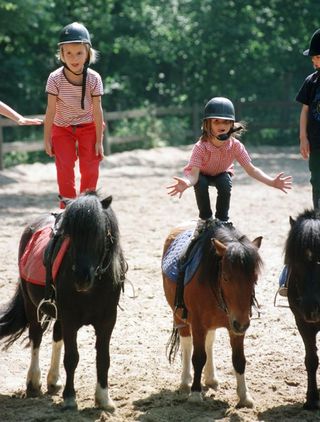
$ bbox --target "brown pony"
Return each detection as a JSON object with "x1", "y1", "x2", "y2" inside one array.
[{"x1": 162, "y1": 223, "x2": 262, "y2": 407}]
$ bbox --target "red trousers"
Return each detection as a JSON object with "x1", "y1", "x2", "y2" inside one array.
[{"x1": 52, "y1": 123, "x2": 101, "y2": 207}]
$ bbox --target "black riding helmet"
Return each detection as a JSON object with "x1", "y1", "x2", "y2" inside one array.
[
  {"x1": 58, "y1": 22, "x2": 92, "y2": 109},
  {"x1": 303, "y1": 28, "x2": 320, "y2": 56},
  {"x1": 203, "y1": 97, "x2": 240, "y2": 141},
  {"x1": 203, "y1": 97, "x2": 235, "y2": 121},
  {"x1": 59, "y1": 22, "x2": 92, "y2": 46}
]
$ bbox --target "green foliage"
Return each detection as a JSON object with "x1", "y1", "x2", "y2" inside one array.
[{"x1": 1, "y1": 0, "x2": 320, "y2": 165}]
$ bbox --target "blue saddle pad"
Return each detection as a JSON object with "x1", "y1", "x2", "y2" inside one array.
[{"x1": 162, "y1": 229, "x2": 205, "y2": 286}]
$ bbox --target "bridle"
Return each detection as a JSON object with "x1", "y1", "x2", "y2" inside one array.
[{"x1": 213, "y1": 259, "x2": 259, "y2": 318}]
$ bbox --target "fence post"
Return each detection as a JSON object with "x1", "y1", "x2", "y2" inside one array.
[
  {"x1": 0, "y1": 125, "x2": 3, "y2": 170},
  {"x1": 103, "y1": 110, "x2": 111, "y2": 156}
]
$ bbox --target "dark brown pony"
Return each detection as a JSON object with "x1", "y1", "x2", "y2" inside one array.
[
  {"x1": 0, "y1": 192, "x2": 127, "y2": 411},
  {"x1": 285, "y1": 209, "x2": 320, "y2": 410},
  {"x1": 162, "y1": 223, "x2": 262, "y2": 407}
]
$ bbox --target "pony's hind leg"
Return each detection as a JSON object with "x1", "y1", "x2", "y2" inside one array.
[
  {"x1": 47, "y1": 321, "x2": 63, "y2": 394},
  {"x1": 26, "y1": 320, "x2": 43, "y2": 397},
  {"x1": 180, "y1": 328, "x2": 192, "y2": 393},
  {"x1": 229, "y1": 333, "x2": 254, "y2": 408},
  {"x1": 203, "y1": 329, "x2": 219, "y2": 390}
]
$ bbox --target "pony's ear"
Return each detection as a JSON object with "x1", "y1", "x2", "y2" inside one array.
[
  {"x1": 101, "y1": 195, "x2": 112, "y2": 209},
  {"x1": 252, "y1": 236, "x2": 263, "y2": 249},
  {"x1": 289, "y1": 216, "x2": 295, "y2": 227},
  {"x1": 212, "y1": 238, "x2": 227, "y2": 256}
]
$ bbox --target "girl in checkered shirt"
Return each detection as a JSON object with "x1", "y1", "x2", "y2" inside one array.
[
  {"x1": 44, "y1": 22, "x2": 104, "y2": 208},
  {"x1": 167, "y1": 97, "x2": 292, "y2": 237}
]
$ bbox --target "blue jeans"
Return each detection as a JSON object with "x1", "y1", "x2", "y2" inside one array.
[
  {"x1": 279, "y1": 266, "x2": 288, "y2": 287},
  {"x1": 194, "y1": 172, "x2": 232, "y2": 221}
]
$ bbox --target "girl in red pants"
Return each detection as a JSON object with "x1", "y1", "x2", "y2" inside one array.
[{"x1": 44, "y1": 22, "x2": 104, "y2": 208}]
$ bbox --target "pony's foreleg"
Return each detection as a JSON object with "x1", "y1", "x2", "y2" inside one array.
[
  {"x1": 47, "y1": 321, "x2": 63, "y2": 394},
  {"x1": 179, "y1": 326, "x2": 192, "y2": 393},
  {"x1": 296, "y1": 320, "x2": 320, "y2": 410},
  {"x1": 94, "y1": 319, "x2": 116, "y2": 411},
  {"x1": 189, "y1": 327, "x2": 207, "y2": 402},
  {"x1": 62, "y1": 328, "x2": 79, "y2": 410},
  {"x1": 203, "y1": 329, "x2": 219, "y2": 390},
  {"x1": 229, "y1": 333, "x2": 254, "y2": 408}
]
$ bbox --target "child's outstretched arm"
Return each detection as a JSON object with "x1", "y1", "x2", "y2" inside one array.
[
  {"x1": 166, "y1": 167, "x2": 200, "y2": 198},
  {"x1": 0, "y1": 101, "x2": 42, "y2": 125},
  {"x1": 243, "y1": 162, "x2": 292, "y2": 193}
]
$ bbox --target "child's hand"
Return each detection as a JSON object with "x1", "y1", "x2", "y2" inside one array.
[
  {"x1": 273, "y1": 172, "x2": 292, "y2": 193},
  {"x1": 95, "y1": 142, "x2": 104, "y2": 158},
  {"x1": 18, "y1": 117, "x2": 43, "y2": 126},
  {"x1": 44, "y1": 140, "x2": 54, "y2": 157},
  {"x1": 166, "y1": 177, "x2": 191, "y2": 198}
]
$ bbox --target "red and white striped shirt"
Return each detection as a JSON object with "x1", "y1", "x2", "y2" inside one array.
[
  {"x1": 184, "y1": 137, "x2": 251, "y2": 177},
  {"x1": 45, "y1": 67, "x2": 104, "y2": 126}
]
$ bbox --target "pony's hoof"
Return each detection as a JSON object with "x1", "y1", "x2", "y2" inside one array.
[
  {"x1": 95, "y1": 386, "x2": 116, "y2": 411},
  {"x1": 179, "y1": 384, "x2": 191, "y2": 394},
  {"x1": 62, "y1": 397, "x2": 78, "y2": 411},
  {"x1": 95, "y1": 397, "x2": 116, "y2": 412},
  {"x1": 188, "y1": 391, "x2": 203, "y2": 403},
  {"x1": 47, "y1": 379, "x2": 63, "y2": 395},
  {"x1": 303, "y1": 400, "x2": 320, "y2": 410},
  {"x1": 236, "y1": 395, "x2": 254, "y2": 409},
  {"x1": 204, "y1": 378, "x2": 219, "y2": 391},
  {"x1": 26, "y1": 382, "x2": 42, "y2": 398}
]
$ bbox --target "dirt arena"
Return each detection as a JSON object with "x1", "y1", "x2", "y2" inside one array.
[{"x1": 0, "y1": 145, "x2": 319, "y2": 422}]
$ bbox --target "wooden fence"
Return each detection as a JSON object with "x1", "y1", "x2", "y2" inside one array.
[{"x1": 0, "y1": 101, "x2": 299, "y2": 170}]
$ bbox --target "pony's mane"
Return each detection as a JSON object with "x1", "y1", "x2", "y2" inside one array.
[
  {"x1": 285, "y1": 209, "x2": 320, "y2": 266},
  {"x1": 199, "y1": 224, "x2": 262, "y2": 284},
  {"x1": 60, "y1": 192, "x2": 127, "y2": 285}
]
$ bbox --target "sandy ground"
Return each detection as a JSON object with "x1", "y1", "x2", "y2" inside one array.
[{"x1": 0, "y1": 144, "x2": 319, "y2": 422}]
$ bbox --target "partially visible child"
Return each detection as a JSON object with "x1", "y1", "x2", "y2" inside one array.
[
  {"x1": 0, "y1": 101, "x2": 42, "y2": 125},
  {"x1": 296, "y1": 28, "x2": 320, "y2": 210},
  {"x1": 278, "y1": 28, "x2": 320, "y2": 296},
  {"x1": 44, "y1": 22, "x2": 104, "y2": 208},
  {"x1": 167, "y1": 97, "x2": 292, "y2": 238}
]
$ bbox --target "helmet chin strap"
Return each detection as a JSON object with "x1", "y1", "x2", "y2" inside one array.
[{"x1": 216, "y1": 126, "x2": 242, "y2": 141}]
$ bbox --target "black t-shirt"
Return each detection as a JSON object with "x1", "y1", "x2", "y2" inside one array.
[{"x1": 296, "y1": 70, "x2": 320, "y2": 150}]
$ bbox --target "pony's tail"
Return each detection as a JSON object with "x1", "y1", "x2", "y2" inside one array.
[
  {"x1": 166, "y1": 326, "x2": 180, "y2": 364},
  {"x1": 0, "y1": 283, "x2": 28, "y2": 350}
]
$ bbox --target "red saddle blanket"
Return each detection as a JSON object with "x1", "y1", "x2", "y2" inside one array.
[{"x1": 19, "y1": 224, "x2": 70, "y2": 286}]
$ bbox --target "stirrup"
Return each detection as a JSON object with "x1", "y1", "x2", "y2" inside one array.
[
  {"x1": 274, "y1": 287, "x2": 290, "y2": 308},
  {"x1": 37, "y1": 298, "x2": 58, "y2": 330}
]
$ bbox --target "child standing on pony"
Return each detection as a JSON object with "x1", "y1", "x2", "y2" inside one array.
[
  {"x1": 44, "y1": 22, "x2": 104, "y2": 208},
  {"x1": 167, "y1": 97, "x2": 292, "y2": 238}
]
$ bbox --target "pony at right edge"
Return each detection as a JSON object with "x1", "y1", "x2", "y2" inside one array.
[{"x1": 285, "y1": 209, "x2": 320, "y2": 410}]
